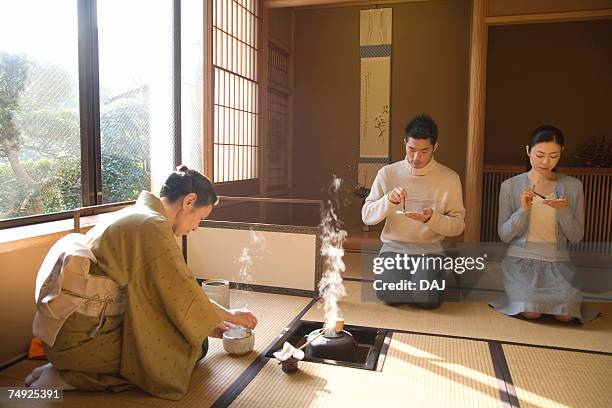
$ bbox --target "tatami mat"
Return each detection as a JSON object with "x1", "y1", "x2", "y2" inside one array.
[
  {"x1": 303, "y1": 280, "x2": 612, "y2": 353},
  {"x1": 3, "y1": 283, "x2": 610, "y2": 407},
  {"x1": 0, "y1": 365, "x2": 154, "y2": 408},
  {"x1": 0, "y1": 290, "x2": 311, "y2": 408},
  {"x1": 341, "y1": 251, "x2": 375, "y2": 279},
  {"x1": 230, "y1": 333, "x2": 502, "y2": 408},
  {"x1": 0, "y1": 359, "x2": 44, "y2": 383},
  {"x1": 503, "y1": 345, "x2": 612, "y2": 408}
]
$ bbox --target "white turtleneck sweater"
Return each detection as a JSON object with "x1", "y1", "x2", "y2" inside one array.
[{"x1": 362, "y1": 158, "x2": 465, "y2": 254}]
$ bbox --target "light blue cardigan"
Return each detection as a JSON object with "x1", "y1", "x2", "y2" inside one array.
[{"x1": 498, "y1": 172, "x2": 585, "y2": 258}]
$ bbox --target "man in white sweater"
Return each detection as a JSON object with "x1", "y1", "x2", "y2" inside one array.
[{"x1": 362, "y1": 114, "x2": 465, "y2": 308}]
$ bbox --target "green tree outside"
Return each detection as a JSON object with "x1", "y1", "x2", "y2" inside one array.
[{"x1": 0, "y1": 52, "x2": 151, "y2": 221}]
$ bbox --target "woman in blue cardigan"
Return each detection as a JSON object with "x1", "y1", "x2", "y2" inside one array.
[{"x1": 491, "y1": 125, "x2": 598, "y2": 323}]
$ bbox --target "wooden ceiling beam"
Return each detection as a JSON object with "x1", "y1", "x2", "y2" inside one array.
[
  {"x1": 265, "y1": 0, "x2": 431, "y2": 10},
  {"x1": 486, "y1": 8, "x2": 612, "y2": 26}
]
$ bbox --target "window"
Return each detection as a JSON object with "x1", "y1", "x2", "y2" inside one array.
[
  {"x1": 0, "y1": 0, "x2": 204, "y2": 227},
  {"x1": 212, "y1": 0, "x2": 259, "y2": 183},
  {"x1": 97, "y1": 0, "x2": 175, "y2": 203},
  {"x1": 0, "y1": 0, "x2": 81, "y2": 222}
]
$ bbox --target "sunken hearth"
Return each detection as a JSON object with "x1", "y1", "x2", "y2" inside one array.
[{"x1": 266, "y1": 320, "x2": 390, "y2": 371}]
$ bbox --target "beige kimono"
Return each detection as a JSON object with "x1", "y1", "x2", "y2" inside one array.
[{"x1": 43, "y1": 191, "x2": 223, "y2": 400}]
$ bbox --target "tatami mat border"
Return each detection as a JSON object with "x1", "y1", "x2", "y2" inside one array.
[
  {"x1": 489, "y1": 342, "x2": 520, "y2": 408},
  {"x1": 389, "y1": 328, "x2": 612, "y2": 357},
  {"x1": 0, "y1": 354, "x2": 28, "y2": 373}
]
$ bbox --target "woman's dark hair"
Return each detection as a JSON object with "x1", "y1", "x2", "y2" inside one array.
[
  {"x1": 160, "y1": 165, "x2": 218, "y2": 207},
  {"x1": 526, "y1": 125, "x2": 565, "y2": 171}
]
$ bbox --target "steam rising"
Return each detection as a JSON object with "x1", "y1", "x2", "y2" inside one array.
[
  {"x1": 318, "y1": 176, "x2": 347, "y2": 335},
  {"x1": 236, "y1": 229, "x2": 267, "y2": 309}
]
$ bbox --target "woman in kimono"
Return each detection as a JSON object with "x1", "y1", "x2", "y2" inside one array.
[
  {"x1": 26, "y1": 166, "x2": 258, "y2": 400},
  {"x1": 490, "y1": 126, "x2": 597, "y2": 323}
]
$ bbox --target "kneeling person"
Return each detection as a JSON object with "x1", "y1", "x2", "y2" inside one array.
[
  {"x1": 27, "y1": 166, "x2": 257, "y2": 400},
  {"x1": 362, "y1": 114, "x2": 465, "y2": 308}
]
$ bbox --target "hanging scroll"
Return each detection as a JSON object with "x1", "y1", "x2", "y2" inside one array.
[{"x1": 358, "y1": 8, "x2": 392, "y2": 188}]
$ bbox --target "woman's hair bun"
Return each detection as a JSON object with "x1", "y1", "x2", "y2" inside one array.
[{"x1": 161, "y1": 165, "x2": 218, "y2": 207}]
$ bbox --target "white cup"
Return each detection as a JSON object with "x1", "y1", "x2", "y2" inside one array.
[
  {"x1": 223, "y1": 327, "x2": 255, "y2": 355},
  {"x1": 396, "y1": 198, "x2": 435, "y2": 214},
  {"x1": 202, "y1": 279, "x2": 230, "y2": 308}
]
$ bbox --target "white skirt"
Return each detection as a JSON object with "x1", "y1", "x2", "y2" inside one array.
[{"x1": 489, "y1": 255, "x2": 600, "y2": 323}]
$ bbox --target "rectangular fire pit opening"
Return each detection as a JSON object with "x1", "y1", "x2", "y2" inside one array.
[{"x1": 265, "y1": 320, "x2": 390, "y2": 371}]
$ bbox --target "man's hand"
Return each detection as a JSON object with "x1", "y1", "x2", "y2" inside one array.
[
  {"x1": 210, "y1": 321, "x2": 232, "y2": 338},
  {"x1": 388, "y1": 187, "x2": 407, "y2": 205},
  {"x1": 405, "y1": 207, "x2": 433, "y2": 223},
  {"x1": 543, "y1": 196, "x2": 568, "y2": 209}
]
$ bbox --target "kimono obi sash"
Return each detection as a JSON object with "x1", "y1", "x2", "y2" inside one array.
[{"x1": 33, "y1": 233, "x2": 126, "y2": 347}]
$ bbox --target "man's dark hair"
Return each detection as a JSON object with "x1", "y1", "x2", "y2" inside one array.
[
  {"x1": 404, "y1": 114, "x2": 438, "y2": 145},
  {"x1": 160, "y1": 165, "x2": 218, "y2": 207}
]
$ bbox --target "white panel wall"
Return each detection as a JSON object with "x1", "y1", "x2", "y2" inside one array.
[{"x1": 187, "y1": 227, "x2": 316, "y2": 291}]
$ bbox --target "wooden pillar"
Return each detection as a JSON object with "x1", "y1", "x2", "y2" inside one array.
[
  {"x1": 203, "y1": 0, "x2": 214, "y2": 179},
  {"x1": 288, "y1": 9, "x2": 295, "y2": 222},
  {"x1": 464, "y1": 0, "x2": 488, "y2": 242},
  {"x1": 259, "y1": 0, "x2": 269, "y2": 222}
]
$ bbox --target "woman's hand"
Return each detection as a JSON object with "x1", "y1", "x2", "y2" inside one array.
[
  {"x1": 227, "y1": 309, "x2": 258, "y2": 330},
  {"x1": 210, "y1": 321, "x2": 232, "y2": 338},
  {"x1": 543, "y1": 196, "x2": 568, "y2": 209},
  {"x1": 520, "y1": 188, "x2": 535, "y2": 211}
]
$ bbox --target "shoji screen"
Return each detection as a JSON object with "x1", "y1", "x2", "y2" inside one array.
[{"x1": 212, "y1": 0, "x2": 259, "y2": 182}]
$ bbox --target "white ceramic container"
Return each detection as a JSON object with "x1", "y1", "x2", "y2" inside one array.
[{"x1": 202, "y1": 279, "x2": 230, "y2": 308}]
